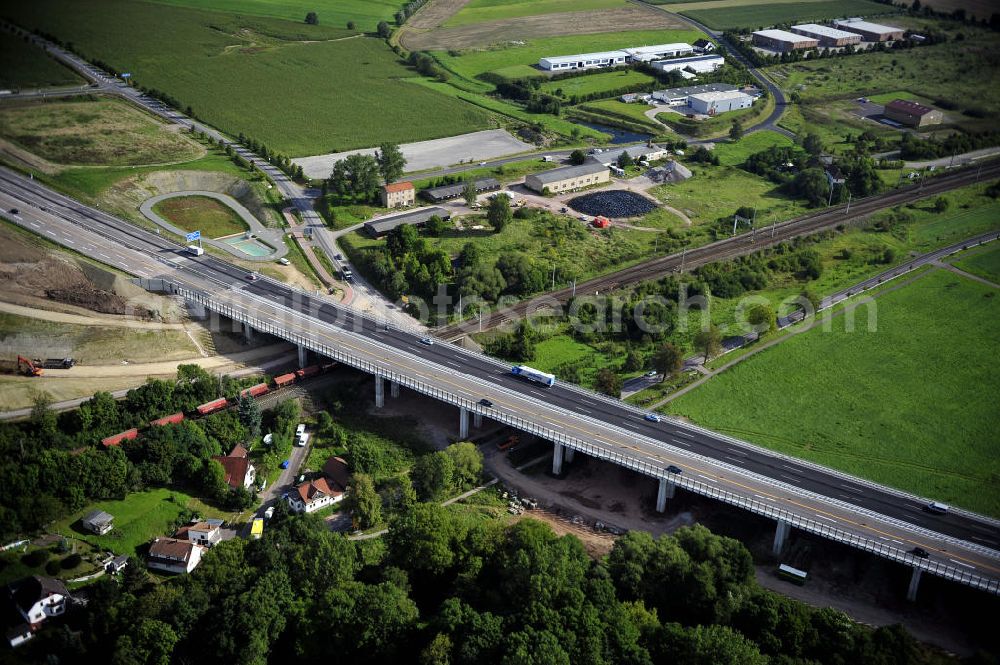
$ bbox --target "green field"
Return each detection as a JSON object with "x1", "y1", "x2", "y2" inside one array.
[
  {"x1": 52, "y1": 488, "x2": 233, "y2": 556},
  {"x1": 445, "y1": 0, "x2": 628, "y2": 26},
  {"x1": 681, "y1": 0, "x2": 895, "y2": 30},
  {"x1": 570, "y1": 99, "x2": 663, "y2": 133},
  {"x1": 152, "y1": 195, "x2": 249, "y2": 238},
  {"x1": 433, "y1": 29, "x2": 704, "y2": 81},
  {"x1": 667, "y1": 268, "x2": 1000, "y2": 516},
  {"x1": 149, "y1": 0, "x2": 401, "y2": 30},
  {"x1": 710, "y1": 130, "x2": 794, "y2": 166},
  {"x1": 5, "y1": 0, "x2": 493, "y2": 156},
  {"x1": 539, "y1": 70, "x2": 656, "y2": 99},
  {"x1": 0, "y1": 98, "x2": 203, "y2": 166},
  {"x1": 0, "y1": 34, "x2": 82, "y2": 89},
  {"x1": 951, "y1": 242, "x2": 1000, "y2": 284}
]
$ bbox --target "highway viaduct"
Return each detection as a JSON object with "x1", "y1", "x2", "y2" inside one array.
[{"x1": 1, "y1": 168, "x2": 998, "y2": 603}]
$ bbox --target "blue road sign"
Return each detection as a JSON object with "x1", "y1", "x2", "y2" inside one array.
[
  {"x1": 186, "y1": 230, "x2": 201, "y2": 242},
  {"x1": 121, "y1": 72, "x2": 131, "y2": 79}
]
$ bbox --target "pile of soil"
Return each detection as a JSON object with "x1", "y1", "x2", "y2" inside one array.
[{"x1": 44, "y1": 287, "x2": 155, "y2": 319}]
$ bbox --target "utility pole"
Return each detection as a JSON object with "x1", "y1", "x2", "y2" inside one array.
[
  {"x1": 681, "y1": 246, "x2": 687, "y2": 271},
  {"x1": 845, "y1": 191, "x2": 852, "y2": 214},
  {"x1": 976, "y1": 164, "x2": 983, "y2": 184},
  {"x1": 732, "y1": 215, "x2": 738, "y2": 236},
  {"x1": 827, "y1": 181, "x2": 836, "y2": 207},
  {"x1": 572, "y1": 279, "x2": 577, "y2": 297},
  {"x1": 551, "y1": 266, "x2": 556, "y2": 290}
]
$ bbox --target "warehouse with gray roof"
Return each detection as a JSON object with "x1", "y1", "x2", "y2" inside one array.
[
  {"x1": 421, "y1": 178, "x2": 500, "y2": 203},
  {"x1": 752, "y1": 29, "x2": 819, "y2": 52},
  {"x1": 790, "y1": 23, "x2": 862, "y2": 47},
  {"x1": 833, "y1": 18, "x2": 905, "y2": 41},
  {"x1": 363, "y1": 207, "x2": 450, "y2": 237}
]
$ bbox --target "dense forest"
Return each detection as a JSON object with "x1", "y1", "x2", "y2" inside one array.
[{"x1": 1, "y1": 504, "x2": 966, "y2": 665}]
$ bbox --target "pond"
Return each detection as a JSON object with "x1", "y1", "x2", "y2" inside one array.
[
  {"x1": 574, "y1": 121, "x2": 652, "y2": 145},
  {"x1": 221, "y1": 235, "x2": 274, "y2": 257}
]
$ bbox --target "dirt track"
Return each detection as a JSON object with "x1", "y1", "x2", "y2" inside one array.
[{"x1": 402, "y1": 6, "x2": 686, "y2": 51}]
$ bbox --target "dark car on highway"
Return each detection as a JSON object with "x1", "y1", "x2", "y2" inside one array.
[
  {"x1": 666, "y1": 465, "x2": 682, "y2": 474},
  {"x1": 910, "y1": 547, "x2": 929, "y2": 559}
]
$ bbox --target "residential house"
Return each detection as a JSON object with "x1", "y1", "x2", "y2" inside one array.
[
  {"x1": 105, "y1": 555, "x2": 129, "y2": 574},
  {"x1": 693, "y1": 38, "x2": 715, "y2": 53},
  {"x1": 212, "y1": 443, "x2": 256, "y2": 490},
  {"x1": 286, "y1": 477, "x2": 344, "y2": 514},
  {"x1": 185, "y1": 520, "x2": 223, "y2": 547},
  {"x1": 323, "y1": 456, "x2": 351, "y2": 491},
  {"x1": 81, "y1": 509, "x2": 114, "y2": 535},
  {"x1": 147, "y1": 538, "x2": 204, "y2": 574},
  {"x1": 9, "y1": 577, "x2": 69, "y2": 628},
  {"x1": 380, "y1": 182, "x2": 415, "y2": 208},
  {"x1": 825, "y1": 164, "x2": 846, "y2": 188}
]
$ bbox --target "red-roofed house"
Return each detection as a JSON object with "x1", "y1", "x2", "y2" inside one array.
[
  {"x1": 883, "y1": 99, "x2": 943, "y2": 127},
  {"x1": 212, "y1": 443, "x2": 256, "y2": 490},
  {"x1": 322, "y1": 456, "x2": 350, "y2": 490},
  {"x1": 286, "y1": 477, "x2": 344, "y2": 513},
  {"x1": 380, "y1": 181, "x2": 415, "y2": 209}
]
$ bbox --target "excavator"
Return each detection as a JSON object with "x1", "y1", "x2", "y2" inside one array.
[{"x1": 17, "y1": 356, "x2": 42, "y2": 377}]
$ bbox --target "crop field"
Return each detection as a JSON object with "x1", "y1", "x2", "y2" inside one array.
[
  {"x1": 152, "y1": 195, "x2": 249, "y2": 238},
  {"x1": 768, "y1": 26, "x2": 1000, "y2": 128},
  {"x1": 0, "y1": 98, "x2": 203, "y2": 166},
  {"x1": 445, "y1": 0, "x2": 628, "y2": 26},
  {"x1": 0, "y1": 36, "x2": 81, "y2": 89},
  {"x1": 539, "y1": 70, "x2": 655, "y2": 99},
  {"x1": 952, "y1": 243, "x2": 1000, "y2": 284},
  {"x1": 53, "y1": 488, "x2": 232, "y2": 556},
  {"x1": 150, "y1": 0, "x2": 401, "y2": 30},
  {"x1": 432, "y1": 29, "x2": 703, "y2": 81},
  {"x1": 680, "y1": 0, "x2": 896, "y2": 30},
  {"x1": 667, "y1": 268, "x2": 1000, "y2": 517},
  {"x1": 5, "y1": 0, "x2": 493, "y2": 156}
]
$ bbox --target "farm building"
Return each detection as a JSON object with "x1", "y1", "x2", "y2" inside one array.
[
  {"x1": 752, "y1": 29, "x2": 819, "y2": 52},
  {"x1": 693, "y1": 39, "x2": 715, "y2": 53},
  {"x1": 539, "y1": 50, "x2": 628, "y2": 71},
  {"x1": 363, "y1": 207, "x2": 451, "y2": 237},
  {"x1": 651, "y1": 82, "x2": 737, "y2": 106},
  {"x1": 380, "y1": 181, "x2": 415, "y2": 209},
  {"x1": 593, "y1": 144, "x2": 669, "y2": 166},
  {"x1": 623, "y1": 43, "x2": 694, "y2": 62},
  {"x1": 883, "y1": 99, "x2": 943, "y2": 127},
  {"x1": 525, "y1": 163, "x2": 610, "y2": 194},
  {"x1": 689, "y1": 90, "x2": 755, "y2": 115},
  {"x1": 790, "y1": 24, "x2": 862, "y2": 47},
  {"x1": 651, "y1": 55, "x2": 725, "y2": 75},
  {"x1": 421, "y1": 178, "x2": 500, "y2": 203},
  {"x1": 834, "y1": 18, "x2": 905, "y2": 42}
]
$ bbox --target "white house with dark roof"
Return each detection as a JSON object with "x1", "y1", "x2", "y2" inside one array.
[
  {"x1": 8, "y1": 576, "x2": 69, "y2": 628},
  {"x1": 147, "y1": 537, "x2": 204, "y2": 574},
  {"x1": 81, "y1": 510, "x2": 114, "y2": 535}
]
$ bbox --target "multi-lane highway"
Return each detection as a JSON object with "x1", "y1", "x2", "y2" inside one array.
[{"x1": 2, "y1": 167, "x2": 998, "y2": 595}]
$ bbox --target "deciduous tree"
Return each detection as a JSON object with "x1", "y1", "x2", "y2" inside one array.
[
  {"x1": 487, "y1": 193, "x2": 512, "y2": 233},
  {"x1": 653, "y1": 342, "x2": 683, "y2": 381},
  {"x1": 376, "y1": 142, "x2": 407, "y2": 184},
  {"x1": 694, "y1": 325, "x2": 722, "y2": 362}
]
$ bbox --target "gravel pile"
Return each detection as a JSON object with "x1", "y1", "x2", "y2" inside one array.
[{"x1": 567, "y1": 191, "x2": 657, "y2": 219}]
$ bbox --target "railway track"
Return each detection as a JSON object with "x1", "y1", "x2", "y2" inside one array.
[{"x1": 436, "y1": 160, "x2": 1000, "y2": 339}]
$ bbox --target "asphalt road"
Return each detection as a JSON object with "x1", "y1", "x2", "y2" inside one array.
[{"x1": 2, "y1": 169, "x2": 998, "y2": 589}]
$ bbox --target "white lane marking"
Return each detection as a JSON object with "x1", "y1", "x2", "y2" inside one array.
[
  {"x1": 544, "y1": 421, "x2": 562, "y2": 428},
  {"x1": 781, "y1": 464, "x2": 799, "y2": 472},
  {"x1": 949, "y1": 559, "x2": 975, "y2": 569},
  {"x1": 65, "y1": 239, "x2": 75, "y2": 245},
  {"x1": 726, "y1": 448, "x2": 748, "y2": 456},
  {"x1": 621, "y1": 421, "x2": 639, "y2": 429},
  {"x1": 969, "y1": 535, "x2": 994, "y2": 544},
  {"x1": 30, "y1": 222, "x2": 40, "y2": 228},
  {"x1": 671, "y1": 438, "x2": 691, "y2": 447},
  {"x1": 754, "y1": 494, "x2": 768, "y2": 500},
  {"x1": 99, "y1": 253, "x2": 111, "y2": 259},
  {"x1": 839, "y1": 494, "x2": 854, "y2": 501},
  {"x1": 530, "y1": 390, "x2": 545, "y2": 397},
  {"x1": 575, "y1": 406, "x2": 592, "y2": 414},
  {"x1": 675, "y1": 430, "x2": 694, "y2": 438},
  {"x1": 725, "y1": 455, "x2": 742, "y2": 463},
  {"x1": 814, "y1": 514, "x2": 838, "y2": 524},
  {"x1": 696, "y1": 474, "x2": 715, "y2": 482},
  {"x1": 840, "y1": 483, "x2": 862, "y2": 493},
  {"x1": 780, "y1": 474, "x2": 800, "y2": 484},
  {"x1": 46, "y1": 230, "x2": 56, "y2": 236},
  {"x1": 445, "y1": 361, "x2": 461, "y2": 368}
]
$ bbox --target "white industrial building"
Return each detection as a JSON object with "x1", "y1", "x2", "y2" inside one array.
[
  {"x1": 650, "y1": 54, "x2": 724, "y2": 75},
  {"x1": 651, "y1": 82, "x2": 738, "y2": 106},
  {"x1": 538, "y1": 43, "x2": 692, "y2": 71},
  {"x1": 688, "y1": 90, "x2": 754, "y2": 115},
  {"x1": 790, "y1": 23, "x2": 862, "y2": 47},
  {"x1": 539, "y1": 51, "x2": 629, "y2": 71},
  {"x1": 833, "y1": 18, "x2": 905, "y2": 41}
]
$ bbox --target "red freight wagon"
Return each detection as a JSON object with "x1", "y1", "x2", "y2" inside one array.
[
  {"x1": 273, "y1": 373, "x2": 296, "y2": 387},
  {"x1": 149, "y1": 412, "x2": 184, "y2": 427},
  {"x1": 321, "y1": 362, "x2": 338, "y2": 372},
  {"x1": 295, "y1": 365, "x2": 320, "y2": 379},
  {"x1": 196, "y1": 397, "x2": 229, "y2": 415},
  {"x1": 240, "y1": 383, "x2": 269, "y2": 398},
  {"x1": 102, "y1": 428, "x2": 138, "y2": 448}
]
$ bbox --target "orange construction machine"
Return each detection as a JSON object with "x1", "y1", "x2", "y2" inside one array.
[{"x1": 17, "y1": 356, "x2": 42, "y2": 377}]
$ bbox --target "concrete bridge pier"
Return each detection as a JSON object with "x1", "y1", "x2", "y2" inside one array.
[
  {"x1": 459, "y1": 407, "x2": 469, "y2": 439},
  {"x1": 552, "y1": 443, "x2": 565, "y2": 475},
  {"x1": 297, "y1": 344, "x2": 308, "y2": 368},
  {"x1": 473, "y1": 412, "x2": 482, "y2": 428},
  {"x1": 564, "y1": 447, "x2": 575, "y2": 464},
  {"x1": 243, "y1": 322, "x2": 254, "y2": 343},
  {"x1": 907, "y1": 567, "x2": 923, "y2": 602},
  {"x1": 374, "y1": 376, "x2": 384, "y2": 408},
  {"x1": 187, "y1": 301, "x2": 207, "y2": 320},
  {"x1": 772, "y1": 519, "x2": 791, "y2": 556},
  {"x1": 655, "y1": 478, "x2": 676, "y2": 513},
  {"x1": 390, "y1": 380, "x2": 400, "y2": 398}
]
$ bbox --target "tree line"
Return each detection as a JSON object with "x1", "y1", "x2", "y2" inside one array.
[{"x1": 10, "y1": 506, "x2": 957, "y2": 665}]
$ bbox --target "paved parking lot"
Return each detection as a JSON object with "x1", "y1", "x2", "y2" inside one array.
[{"x1": 292, "y1": 129, "x2": 533, "y2": 179}]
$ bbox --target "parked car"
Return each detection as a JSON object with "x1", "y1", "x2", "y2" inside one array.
[
  {"x1": 279, "y1": 460, "x2": 289, "y2": 469},
  {"x1": 645, "y1": 371, "x2": 658, "y2": 378},
  {"x1": 278, "y1": 258, "x2": 290, "y2": 266},
  {"x1": 295, "y1": 424, "x2": 306, "y2": 436},
  {"x1": 334, "y1": 253, "x2": 343, "y2": 261},
  {"x1": 263, "y1": 506, "x2": 275, "y2": 520},
  {"x1": 296, "y1": 432, "x2": 309, "y2": 447}
]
